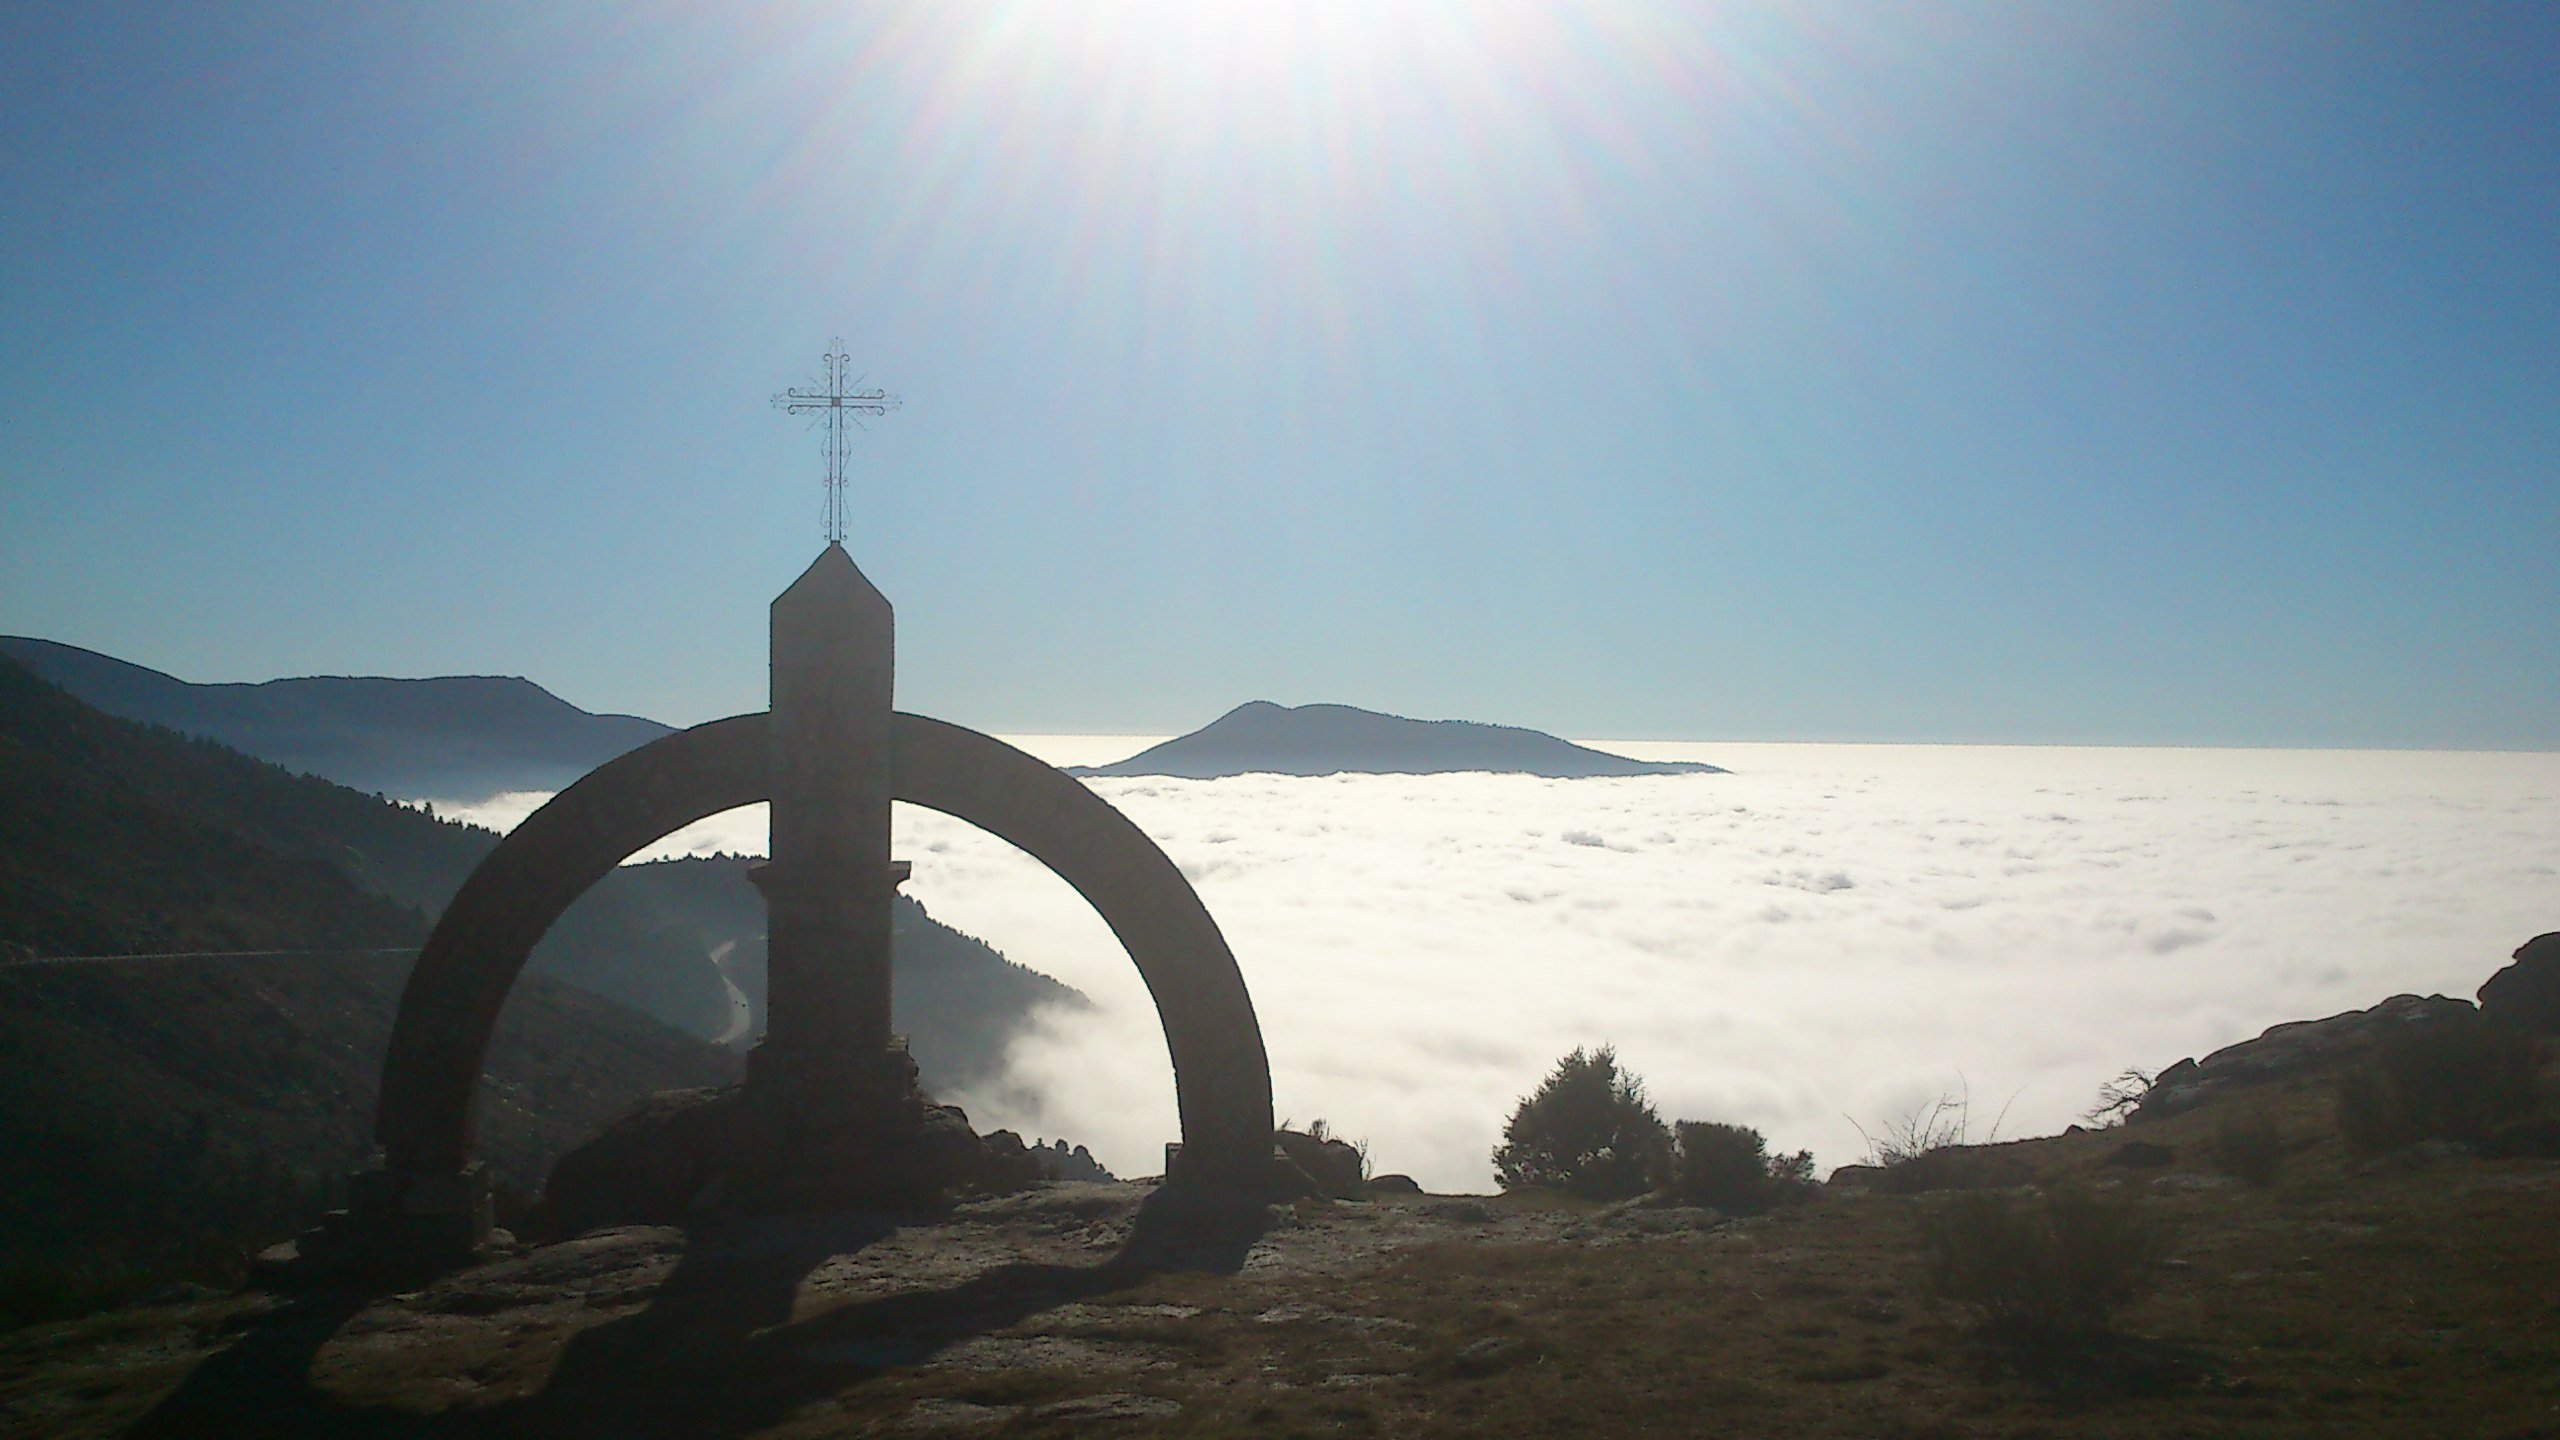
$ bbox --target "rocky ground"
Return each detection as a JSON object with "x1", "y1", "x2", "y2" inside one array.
[
  {"x1": 8, "y1": 942, "x2": 2560, "y2": 1438},
  {"x1": 9, "y1": 1118, "x2": 2560, "y2": 1439}
]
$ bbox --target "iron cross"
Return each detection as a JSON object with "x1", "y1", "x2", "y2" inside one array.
[{"x1": 772, "y1": 342, "x2": 900, "y2": 546}]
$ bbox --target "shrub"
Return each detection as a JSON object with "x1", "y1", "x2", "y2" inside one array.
[
  {"x1": 1493, "y1": 1046, "x2": 1668, "y2": 1200},
  {"x1": 2083, "y1": 1069, "x2": 2155, "y2": 1126},
  {"x1": 1920, "y1": 1184, "x2": 2165, "y2": 1342},
  {"x1": 2335, "y1": 1013, "x2": 2542, "y2": 1155},
  {"x1": 1856, "y1": 1089, "x2": 2015, "y2": 1195},
  {"x1": 1670, "y1": 1121, "x2": 1814, "y2": 1215},
  {"x1": 2203, "y1": 1110, "x2": 2283, "y2": 1186}
]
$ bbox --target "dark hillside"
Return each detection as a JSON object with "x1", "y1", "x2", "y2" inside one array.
[
  {"x1": 701, "y1": 891, "x2": 1088, "y2": 1095},
  {"x1": 892, "y1": 895, "x2": 1088, "y2": 1094},
  {"x1": 0, "y1": 952, "x2": 739, "y2": 1312},
  {"x1": 0, "y1": 661, "x2": 436, "y2": 958},
  {"x1": 618, "y1": 854, "x2": 1087, "y2": 1091},
  {"x1": 0, "y1": 655, "x2": 730, "y2": 1035},
  {"x1": 0, "y1": 658, "x2": 748, "y2": 1310},
  {"x1": 0, "y1": 653, "x2": 1087, "y2": 1057},
  {"x1": 0, "y1": 658, "x2": 1084, "y2": 1319}
]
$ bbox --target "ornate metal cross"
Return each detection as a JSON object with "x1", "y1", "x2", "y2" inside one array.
[{"x1": 772, "y1": 342, "x2": 900, "y2": 546}]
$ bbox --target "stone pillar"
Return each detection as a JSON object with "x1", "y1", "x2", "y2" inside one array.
[{"x1": 746, "y1": 543, "x2": 912, "y2": 1125}]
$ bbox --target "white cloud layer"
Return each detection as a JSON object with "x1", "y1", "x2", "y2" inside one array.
[{"x1": 441, "y1": 741, "x2": 2560, "y2": 1193}]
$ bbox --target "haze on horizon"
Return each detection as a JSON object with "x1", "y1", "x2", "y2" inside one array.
[{"x1": 4, "y1": 3, "x2": 2555, "y2": 749}]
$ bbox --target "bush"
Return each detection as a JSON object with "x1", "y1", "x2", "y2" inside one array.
[
  {"x1": 1670, "y1": 1121, "x2": 1814, "y2": 1215},
  {"x1": 1493, "y1": 1046, "x2": 1668, "y2": 1200},
  {"x1": 2335, "y1": 1013, "x2": 2542, "y2": 1155},
  {"x1": 2083, "y1": 1069, "x2": 2155, "y2": 1126},
  {"x1": 1856, "y1": 1090, "x2": 2015, "y2": 1195},
  {"x1": 1920, "y1": 1184, "x2": 2165, "y2": 1342},
  {"x1": 2203, "y1": 1111, "x2": 2283, "y2": 1186}
]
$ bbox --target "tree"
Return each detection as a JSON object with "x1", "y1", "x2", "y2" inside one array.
[
  {"x1": 1669, "y1": 1120, "x2": 1815, "y2": 1215},
  {"x1": 1492, "y1": 1045, "x2": 1668, "y2": 1199}
]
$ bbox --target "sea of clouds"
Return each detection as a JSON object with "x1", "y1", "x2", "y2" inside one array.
[{"x1": 444, "y1": 740, "x2": 2560, "y2": 1193}]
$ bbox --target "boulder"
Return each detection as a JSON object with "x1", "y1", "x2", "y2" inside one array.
[
  {"x1": 2479, "y1": 932, "x2": 2560, "y2": 1035},
  {"x1": 527, "y1": 1085, "x2": 1040, "y2": 1241},
  {"x1": 1823, "y1": 1164, "x2": 1885, "y2": 1192},
  {"x1": 530, "y1": 1088, "x2": 755, "y2": 1239},
  {"x1": 1869, "y1": 1144, "x2": 2029, "y2": 1195},
  {"x1": 2133, "y1": 994, "x2": 2474, "y2": 1122},
  {"x1": 277, "y1": 1162, "x2": 512, "y2": 1283},
  {"x1": 1273, "y1": 1128, "x2": 1367, "y2": 1200},
  {"x1": 976, "y1": 1131, "x2": 1049, "y2": 1192},
  {"x1": 1027, "y1": 1138, "x2": 1116, "y2": 1183}
]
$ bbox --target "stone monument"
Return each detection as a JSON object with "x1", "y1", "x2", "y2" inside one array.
[
  {"x1": 302, "y1": 376, "x2": 1280, "y2": 1275},
  {"x1": 748, "y1": 544, "x2": 915, "y2": 1128}
]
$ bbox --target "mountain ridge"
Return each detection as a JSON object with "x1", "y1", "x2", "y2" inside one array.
[
  {"x1": 0, "y1": 636, "x2": 673, "y2": 803},
  {"x1": 1070, "y1": 700, "x2": 1727, "y2": 779}
]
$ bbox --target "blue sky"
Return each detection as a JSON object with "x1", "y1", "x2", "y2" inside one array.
[{"x1": 4, "y1": 2, "x2": 2553, "y2": 745}]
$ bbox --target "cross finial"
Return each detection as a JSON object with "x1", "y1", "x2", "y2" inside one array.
[{"x1": 772, "y1": 342, "x2": 900, "y2": 546}]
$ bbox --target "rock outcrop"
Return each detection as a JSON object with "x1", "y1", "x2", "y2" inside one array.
[
  {"x1": 2480, "y1": 932, "x2": 2560, "y2": 1036},
  {"x1": 525, "y1": 1085, "x2": 1040, "y2": 1241},
  {"x1": 2132, "y1": 993, "x2": 2474, "y2": 1123},
  {"x1": 1271, "y1": 1128, "x2": 1368, "y2": 1200},
  {"x1": 1030, "y1": 1138, "x2": 1116, "y2": 1183}
]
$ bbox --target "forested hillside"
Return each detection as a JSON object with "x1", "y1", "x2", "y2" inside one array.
[
  {"x1": 0, "y1": 658, "x2": 1087, "y2": 1317},
  {"x1": 0, "y1": 954, "x2": 740, "y2": 1318}
]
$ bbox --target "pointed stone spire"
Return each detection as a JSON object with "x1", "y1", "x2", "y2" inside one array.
[{"x1": 749, "y1": 542, "x2": 913, "y2": 1124}]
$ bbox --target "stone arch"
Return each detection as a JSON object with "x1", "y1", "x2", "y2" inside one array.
[
  {"x1": 377, "y1": 714, "x2": 771, "y2": 1181},
  {"x1": 888, "y1": 715, "x2": 1274, "y2": 1184},
  {"x1": 375, "y1": 712, "x2": 1273, "y2": 1190}
]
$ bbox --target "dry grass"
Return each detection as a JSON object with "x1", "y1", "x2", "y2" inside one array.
[
  {"x1": 2335, "y1": 1015, "x2": 2542, "y2": 1155},
  {"x1": 1919, "y1": 1183, "x2": 2166, "y2": 1343},
  {"x1": 2203, "y1": 1110, "x2": 2285, "y2": 1187}
]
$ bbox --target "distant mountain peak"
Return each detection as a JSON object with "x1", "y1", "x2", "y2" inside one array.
[
  {"x1": 1068, "y1": 701, "x2": 1725, "y2": 779},
  {"x1": 0, "y1": 636, "x2": 673, "y2": 803}
]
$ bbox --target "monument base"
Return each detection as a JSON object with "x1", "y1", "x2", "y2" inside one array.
[
  {"x1": 517, "y1": 1047, "x2": 1044, "y2": 1243},
  {"x1": 288, "y1": 1045, "x2": 1048, "y2": 1282},
  {"x1": 262, "y1": 1161, "x2": 511, "y2": 1285},
  {"x1": 743, "y1": 1035, "x2": 926, "y2": 1135}
]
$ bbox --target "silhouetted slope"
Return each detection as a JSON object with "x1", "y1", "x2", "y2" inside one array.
[
  {"x1": 0, "y1": 659, "x2": 747, "y2": 1292},
  {"x1": 0, "y1": 655, "x2": 732, "y2": 1036},
  {"x1": 1071, "y1": 701, "x2": 1727, "y2": 779},
  {"x1": 0, "y1": 953, "x2": 740, "y2": 1291},
  {"x1": 0, "y1": 635, "x2": 672, "y2": 802},
  {"x1": 0, "y1": 657, "x2": 444, "y2": 958},
  {"x1": 0, "y1": 659, "x2": 1085, "y2": 1067},
  {"x1": 892, "y1": 896, "x2": 1088, "y2": 1093},
  {"x1": 0, "y1": 660, "x2": 1082, "y2": 1308}
]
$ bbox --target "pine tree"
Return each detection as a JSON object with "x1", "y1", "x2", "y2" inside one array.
[{"x1": 1492, "y1": 1045, "x2": 1668, "y2": 1199}]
